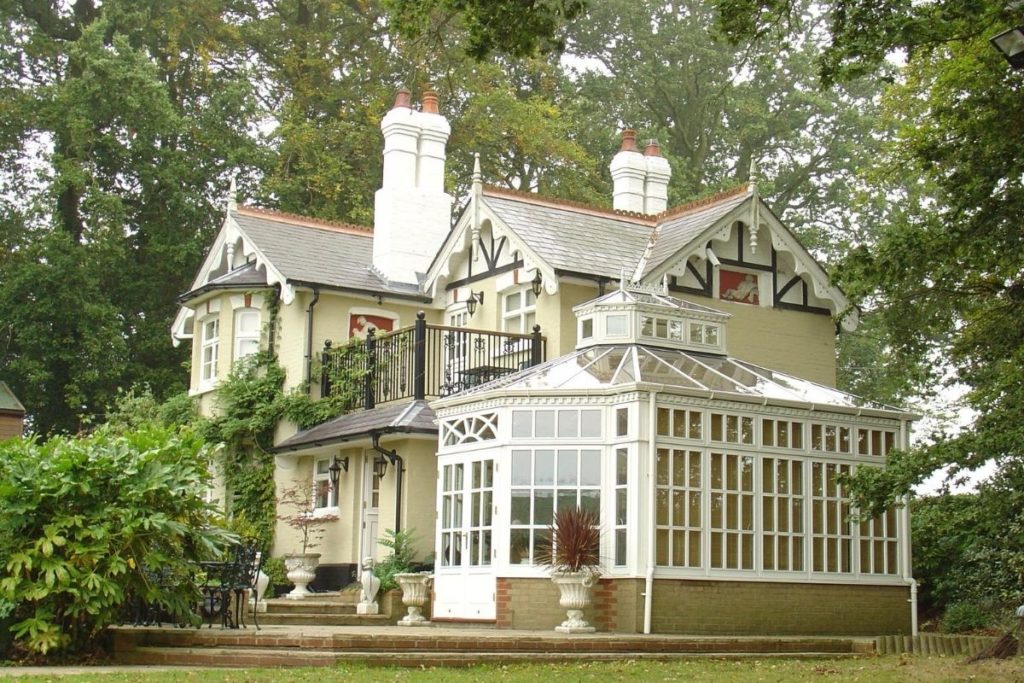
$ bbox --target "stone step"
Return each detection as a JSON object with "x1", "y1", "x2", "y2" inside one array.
[
  {"x1": 257, "y1": 613, "x2": 391, "y2": 627},
  {"x1": 112, "y1": 627, "x2": 863, "y2": 657},
  {"x1": 117, "y1": 645, "x2": 864, "y2": 669},
  {"x1": 264, "y1": 600, "x2": 358, "y2": 615}
]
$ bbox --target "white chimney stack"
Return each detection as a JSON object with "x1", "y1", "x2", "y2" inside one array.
[
  {"x1": 610, "y1": 129, "x2": 646, "y2": 213},
  {"x1": 610, "y1": 130, "x2": 672, "y2": 215},
  {"x1": 643, "y1": 139, "x2": 671, "y2": 215},
  {"x1": 373, "y1": 88, "x2": 453, "y2": 285}
]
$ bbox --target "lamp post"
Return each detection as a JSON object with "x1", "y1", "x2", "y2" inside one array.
[{"x1": 991, "y1": 26, "x2": 1024, "y2": 68}]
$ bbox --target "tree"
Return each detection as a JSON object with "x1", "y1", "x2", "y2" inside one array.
[
  {"x1": 564, "y1": 0, "x2": 890, "y2": 256},
  {"x1": 0, "y1": 1, "x2": 264, "y2": 434},
  {"x1": 384, "y1": 0, "x2": 587, "y2": 59}
]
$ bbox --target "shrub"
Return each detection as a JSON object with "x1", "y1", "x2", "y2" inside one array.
[
  {"x1": 0, "y1": 426, "x2": 235, "y2": 654},
  {"x1": 536, "y1": 507, "x2": 601, "y2": 574},
  {"x1": 373, "y1": 529, "x2": 418, "y2": 592},
  {"x1": 941, "y1": 602, "x2": 990, "y2": 633}
]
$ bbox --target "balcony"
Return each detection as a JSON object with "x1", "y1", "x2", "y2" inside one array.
[{"x1": 320, "y1": 312, "x2": 546, "y2": 411}]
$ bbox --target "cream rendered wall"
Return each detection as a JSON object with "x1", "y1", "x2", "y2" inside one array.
[
  {"x1": 547, "y1": 281, "x2": 600, "y2": 356},
  {"x1": 678, "y1": 294, "x2": 838, "y2": 386},
  {"x1": 369, "y1": 436, "x2": 438, "y2": 564}
]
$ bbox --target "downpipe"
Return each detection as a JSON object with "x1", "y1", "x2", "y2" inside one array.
[{"x1": 643, "y1": 390, "x2": 658, "y2": 634}]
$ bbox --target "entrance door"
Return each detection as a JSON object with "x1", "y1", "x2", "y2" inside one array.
[
  {"x1": 433, "y1": 458, "x2": 495, "y2": 620},
  {"x1": 360, "y1": 452, "x2": 381, "y2": 561}
]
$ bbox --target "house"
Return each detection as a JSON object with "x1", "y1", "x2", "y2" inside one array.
[
  {"x1": 173, "y1": 88, "x2": 916, "y2": 635},
  {"x1": 0, "y1": 381, "x2": 25, "y2": 440}
]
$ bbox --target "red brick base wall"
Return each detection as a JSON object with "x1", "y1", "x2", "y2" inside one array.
[{"x1": 496, "y1": 576, "x2": 911, "y2": 635}]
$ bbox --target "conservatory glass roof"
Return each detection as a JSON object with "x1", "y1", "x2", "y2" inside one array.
[{"x1": 442, "y1": 345, "x2": 906, "y2": 415}]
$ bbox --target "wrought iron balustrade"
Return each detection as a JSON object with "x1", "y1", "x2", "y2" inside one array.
[{"x1": 320, "y1": 312, "x2": 545, "y2": 410}]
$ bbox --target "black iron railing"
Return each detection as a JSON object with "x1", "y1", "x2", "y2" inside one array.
[{"x1": 320, "y1": 311, "x2": 546, "y2": 409}]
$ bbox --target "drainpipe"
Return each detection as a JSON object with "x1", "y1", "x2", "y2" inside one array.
[
  {"x1": 643, "y1": 389, "x2": 659, "y2": 634},
  {"x1": 371, "y1": 433, "x2": 404, "y2": 534},
  {"x1": 303, "y1": 288, "x2": 321, "y2": 393},
  {"x1": 899, "y1": 418, "x2": 918, "y2": 636}
]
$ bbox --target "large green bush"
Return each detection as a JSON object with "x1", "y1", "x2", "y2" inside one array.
[{"x1": 0, "y1": 426, "x2": 234, "y2": 654}]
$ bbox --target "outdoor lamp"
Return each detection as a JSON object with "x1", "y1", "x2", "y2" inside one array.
[
  {"x1": 531, "y1": 271, "x2": 544, "y2": 297},
  {"x1": 373, "y1": 454, "x2": 389, "y2": 478},
  {"x1": 991, "y1": 26, "x2": 1024, "y2": 68},
  {"x1": 328, "y1": 455, "x2": 348, "y2": 489},
  {"x1": 466, "y1": 290, "x2": 484, "y2": 316}
]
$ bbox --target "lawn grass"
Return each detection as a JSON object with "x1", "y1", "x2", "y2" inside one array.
[{"x1": 3, "y1": 656, "x2": 1024, "y2": 682}]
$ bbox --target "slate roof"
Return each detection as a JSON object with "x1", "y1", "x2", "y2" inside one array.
[
  {"x1": 481, "y1": 190, "x2": 655, "y2": 278},
  {"x1": 230, "y1": 208, "x2": 424, "y2": 299},
  {"x1": 0, "y1": 382, "x2": 25, "y2": 415},
  {"x1": 641, "y1": 188, "x2": 751, "y2": 277},
  {"x1": 272, "y1": 400, "x2": 436, "y2": 452}
]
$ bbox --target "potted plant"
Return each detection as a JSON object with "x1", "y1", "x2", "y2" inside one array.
[
  {"x1": 277, "y1": 480, "x2": 338, "y2": 599},
  {"x1": 374, "y1": 529, "x2": 432, "y2": 626},
  {"x1": 537, "y1": 506, "x2": 602, "y2": 633}
]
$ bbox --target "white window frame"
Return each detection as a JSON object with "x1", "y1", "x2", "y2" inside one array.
[
  {"x1": 502, "y1": 287, "x2": 537, "y2": 334},
  {"x1": 313, "y1": 457, "x2": 338, "y2": 513},
  {"x1": 233, "y1": 308, "x2": 261, "y2": 361},
  {"x1": 200, "y1": 316, "x2": 220, "y2": 386}
]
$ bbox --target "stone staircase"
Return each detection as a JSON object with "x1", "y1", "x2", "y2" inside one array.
[
  {"x1": 111, "y1": 625, "x2": 873, "y2": 668},
  {"x1": 256, "y1": 590, "x2": 399, "y2": 627}
]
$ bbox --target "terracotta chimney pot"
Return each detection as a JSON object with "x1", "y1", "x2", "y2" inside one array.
[
  {"x1": 392, "y1": 87, "x2": 412, "y2": 109},
  {"x1": 421, "y1": 89, "x2": 440, "y2": 114},
  {"x1": 643, "y1": 139, "x2": 662, "y2": 157},
  {"x1": 620, "y1": 129, "x2": 639, "y2": 152}
]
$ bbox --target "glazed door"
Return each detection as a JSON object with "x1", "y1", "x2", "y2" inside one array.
[
  {"x1": 360, "y1": 452, "x2": 381, "y2": 561},
  {"x1": 433, "y1": 458, "x2": 495, "y2": 620}
]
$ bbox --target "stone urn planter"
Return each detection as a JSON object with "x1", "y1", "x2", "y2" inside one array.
[
  {"x1": 284, "y1": 553, "x2": 320, "y2": 600},
  {"x1": 551, "y1": 571, "x2": 597, "y2": 633},
  {"x1": 395, "y1": 572, "x2": 432, "y2": 626},
  {"x1": 538, "y1": 506, "x2": 602, "y2": 634}
]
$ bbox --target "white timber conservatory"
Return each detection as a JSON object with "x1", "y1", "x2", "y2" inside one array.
[{"x1": 431, "y1": 283, "x2": 917, "y2": 634}]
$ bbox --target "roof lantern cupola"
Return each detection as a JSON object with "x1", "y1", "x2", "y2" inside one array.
[{"x1": 573, "y1": 276, "x2": 730, "y2": 355}]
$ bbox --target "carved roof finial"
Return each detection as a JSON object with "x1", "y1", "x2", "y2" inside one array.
[{"x1": 226, "y1": 173, "x2": 238, "y2": 212}]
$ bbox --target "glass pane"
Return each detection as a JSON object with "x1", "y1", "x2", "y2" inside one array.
[
  {"x1": 505, "y1": 291, "x2": 521, "y2": 312},
  {"x1": 482, "y1": 491, "x2": 492, "y2": 525},
  {"x1": 558, "y1": 410, "x2": 578, "y2": 438},
  {"x1": 706, "y1": 326, "x2": 719, "y2": 345},
  {"x1": 673, "y1": 409, "x2": 686, "y2": 438},
  {"x1": 581, "y1": 410, "x2": 601, "y2": 437},
  {"x1": 655, "y1": 318, "x2": 668, "y2": 338},
  {"x1": 509, "y1": 529, "x2": 530, "y2": 564},
  {"x1": 688, "y1": 491, "x2": 701, "y2": 525},
  {"x1": 762, "y1": 419, "x2": 774, "y2": 447},
  {"x1": 672, "y1": 491, "x2": 686, "y2": 526},
  {"x1": 535, "y1": 450, "x2": 555, "y2": 485},
  {"x1": 672, "y1": 450, "x2": 686, "y2": 487},
  {"x1": 616, "y1": 408, "x2": 628, "y2": 436},
  {"x1": 512, "y1": 411, "x2": 532, "y2": 438},
  {"x1": 472, "y1": 461, "x2": 481, "y2": 489},
  {"x1": 711, "y1": 414, "x2": 723, "y2": 441},
  {"x1": 656, "y1": 529, "x2": 669, "y2": 565},
  {"x1": 557, "y1": 450, "x2": 578, "y2": 485},
  {"x1": 641, "y1": 316, "x2": 654, "y2": 336},
  {"x1": 510, "y1": 490, "x2": 531, "y2": 525},
  {"x1": 741, "y1": 417, "x2": 754, "y2": 444},
  {"x1": 689, "y1": 531, "x2": 701, "y2": 566},
  {"x1": 557, "y1": 489, "x2": 577, "y2": 512},
  {"x1": 606, "y1": 314, "x2": 628, "y2": 335},
  {"x1": 580, "y1": 450, "x2": 601, "y2": 486},
  {"x1": 511, "y1": 451, "x2": 531, "y2": 485},
  {"x1": 672, "y1": 530, "x2": 685, "y2": 566},
  {"x1": 689, "y1": 454, "x2": 701, "y2": 488},
  {"x1": 535, "y1": 410, "x2": 555, "y2": 437},
  {"x1": 580, "y1": 489, "x2": 600, "y2": 515},
  {"x1": 615, "y1": 529, "x2": 627, "y2": 566},
  {"x1": 656, "y1": 489, "x2": 669, "y2": 526},
  {"x1": 471, "y1": 492, "x2": 481, "y2": 526},
  {"x1": 616, "y1": 448, "x2": 628, "y2": 486},
  {"x1": 616, "y1": 489, "x2": 627, "y2": 525},
  {"x1": 534, "y1": 489, "x2": 554, "y2": 525},
  {"x1": 657, "y1": 408, "x2": 670, "y2": 435},
  {"x1": 689, "y1": 412, "x2": 702, "y2": 439},
  {"x1": 657, "y1": 449, "x2": 669, "y2": 486}
]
